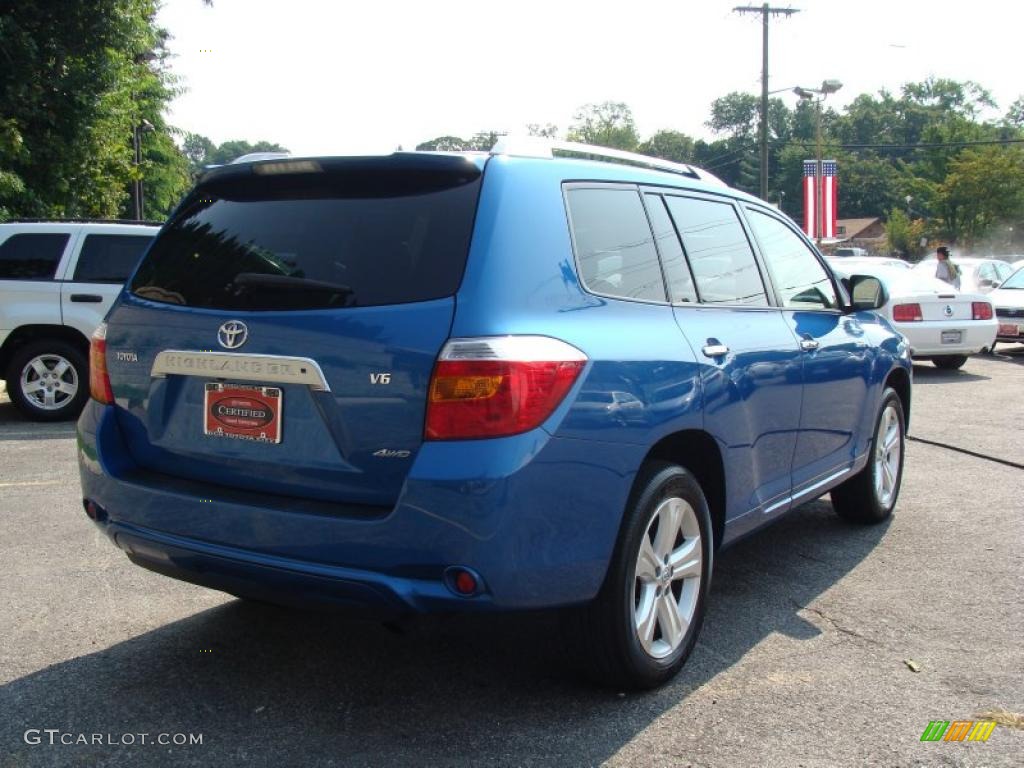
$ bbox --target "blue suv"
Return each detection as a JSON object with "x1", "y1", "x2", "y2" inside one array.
[{"x1": 77, "y1": 141, "x2": 910, "y2": 688}]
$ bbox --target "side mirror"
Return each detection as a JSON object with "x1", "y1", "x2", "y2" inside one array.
[{"x1": 848, "y1": 274, "x2": 886, "y2": 311}]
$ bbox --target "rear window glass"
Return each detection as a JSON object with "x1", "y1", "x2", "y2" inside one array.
[
  {"x1": 74, "y1": 234, "x2": 153, "y2": 283},
  {"x1": 0, "y1": 233, "x2": 69, "y2": 280},
  {"x1": 566, "y1": 187, "x2": 667, "y2": 302},
  {"x1": 130, "y1": 168, "x2": 481, "y2": 311}
]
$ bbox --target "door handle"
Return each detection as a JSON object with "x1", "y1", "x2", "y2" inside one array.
[
  {"x1": 702, "y1": 343, "x2": 729, "y2": 358},
  {"x1": 69, "y1": 294, "x2": 103, "y2": 303},
  {"x1": 800, "y1": 338, "x2": 820, "y2": 351}
]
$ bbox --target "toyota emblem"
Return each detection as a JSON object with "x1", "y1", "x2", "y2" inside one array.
[
  {"x1": 944, "y1": 304, "x2": 954, "y2": 318},
  {"x1": 217, "y1": 320, "x2": 248, "y2": 349}
]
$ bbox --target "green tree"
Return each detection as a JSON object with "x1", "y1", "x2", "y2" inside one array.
[
  {"x1": 637, "y1": 130, "x2": 695, "y2": 163},
  {"x1": 180, "y1": 135, "x2": 289, "y2": 178},
  {"x1": 1007, "y1": 96, "x2": 1024, "y2": 128},
  {"x1": 706, "y1": 92, "x2": 793, "y2": 199},
  {"x1": 415, "y1": 132, "x2": 500, "y2": 152},
  {"x1": 707, "y1": 92, "x2": 761, "y2": 138},
  {"x1": 566, "y1": 102, "x2": 638, "y2": 150},
  {"x1": 183, "y1": 133, "x2": 216, "y2": 168},
  {"x1": 527, "y1": 123, "x2": 559, "y2": 138},
  {"x1": 885, "y1": 208, "x2": 927, "y2": 258},
  {"x1": 206, "y1": 139, "x2": 289, "y2": 165},
  {"x1": 936, "y1": 146, "x2": 1024, "y2": 244},
  {"x1": 0, "y1": 1, "x2": 190, "y2": 220}
]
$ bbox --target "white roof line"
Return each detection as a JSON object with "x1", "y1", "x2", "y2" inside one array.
[{"x1": 490, "y1": 136, "x2": 726, "y2": 186}]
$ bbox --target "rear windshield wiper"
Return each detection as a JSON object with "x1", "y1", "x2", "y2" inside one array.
[{"x1": 230, "y1": 272, "x2": 355, "y2": 297}]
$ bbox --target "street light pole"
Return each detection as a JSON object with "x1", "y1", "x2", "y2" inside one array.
[
  {"x1": 815, "y1": 98, "x2": 823, "y2": 245},
  {"x1": 793, "y1": 80, "x2": 842, "y2": 244},
  {"x1": 132, "y1": 119, "x2": 154, "y2": 221}
]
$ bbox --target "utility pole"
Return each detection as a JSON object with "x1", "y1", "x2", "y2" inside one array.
[{"x1": 733, "y1": 4, "x2": 800, "y2": 201}]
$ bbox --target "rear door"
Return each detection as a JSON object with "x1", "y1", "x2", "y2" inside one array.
[
  {"x1": 60, "y1": 229, "x2": 155, "y2": 338},
  {"x1": 0, "y1": 229, "x2": 73, "y2": 335},
  {"x1": 650, "y1": 191, "x2": 804, "y2": 532},
  {"x1": 743, "y1": 205, "x2": 872, "y2": 490},
  {"x1": 104, "y1": 155, "x2": 483, "y2": 506}
]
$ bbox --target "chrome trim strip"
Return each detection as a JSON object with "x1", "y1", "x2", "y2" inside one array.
[
  {"x1": 151, "y1": 350, "x2": 331, "y2": 391},
  {"x1": 762, "y1": 495, "x2": 791, "y2": 516},
  {"x1": 760, "y1": 464, "x2": 855, "y2": 516},
  {"x1": 790, "y1": 466, "x2": 852, "y2": 507}
]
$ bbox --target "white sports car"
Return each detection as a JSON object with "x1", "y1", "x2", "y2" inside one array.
[
  {"x1": 828, "y1": 261, "x2": 998, "y2": 369},
  {"x1": 988, "y1": 266, "x2": 1024, "y2": 348}
]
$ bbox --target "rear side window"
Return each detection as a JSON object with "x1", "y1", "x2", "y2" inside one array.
[
  {"x1": 73, "y1": 234, "x2": 154, "y2": 283},
  {"x1": 644, "y1": 194, "x2": 697, "y2": 303},
  {"x1": 131, "y1": 168, "x2": 481, "y2": 311},
  {"x1": 0, "y1": 233, "x2": 69, "y2": 280},
  {"x1": 746, "y1": 209, "x2": 838, "y2": 310},
  {"x1": 663, "y1": 196, "x2": 768, "y2": 306},
  {"x1": 566, "y1": 187, "x2": 666, "y2": 302}
]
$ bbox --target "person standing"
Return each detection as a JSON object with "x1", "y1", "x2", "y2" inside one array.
[{"x1": 934, "y1": 246, "x2": 961, "y2": 290}]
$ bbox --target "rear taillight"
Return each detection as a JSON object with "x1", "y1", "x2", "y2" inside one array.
[
  {"x1": 972, "y1": 302, "x2": 993, "y2": 320},
  {"x1": 892, "y1": 303, "x2": 923, "y2": 322},
  {"x1": 89, "y1": 322, "x2": 114, "y2": 404},
  {"x1": 425, "y1": 336, "x2": 587, "y2": 440}
]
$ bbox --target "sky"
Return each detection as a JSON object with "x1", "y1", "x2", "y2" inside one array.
[{"x1": 157, "y1": 0, "x2": 1022, "y2": 155}]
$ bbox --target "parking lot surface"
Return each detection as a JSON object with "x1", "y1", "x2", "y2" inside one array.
[{"x1": 1, "y1": 350, "x2": 1022, "y2": 767}]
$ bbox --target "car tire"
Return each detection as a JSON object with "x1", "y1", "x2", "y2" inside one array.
[
  {"x1": 562, "y1": 461, "x2": 713, "y2": 689},
  {"x1": 6, "y1": 340, "x2": 89, "y2": 422},
  {"x1": 932, "y1": 355, "x2": 968, "y2": 370},
  {"x1": 831, "y1": 387, "x2": 905, "y2": 524}
]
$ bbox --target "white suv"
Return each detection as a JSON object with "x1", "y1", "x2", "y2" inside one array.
[{"x1": 0, "y1": 221, "x2": 159, "y2": 420}]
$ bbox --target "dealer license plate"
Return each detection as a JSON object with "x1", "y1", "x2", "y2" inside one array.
[
  {"x1": 204, "y1": 383, "x2": 282, "y2": 443},
  {"x1": 940, "y1": 330, "x2": 962, "y2": 344}
]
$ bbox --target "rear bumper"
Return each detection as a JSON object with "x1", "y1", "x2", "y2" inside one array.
[
  {"x1": 899, "y1": 319, "x2": 997, "y2": 356},
  {"x1": 995, "y1": 317, "x2": 1024, "y2": 343},
  {"x1": 78, "y1": 401, "x2": 645, "y2": 614}
]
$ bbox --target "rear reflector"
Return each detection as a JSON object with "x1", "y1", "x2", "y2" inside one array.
[
  {"x1": 89, "y1": 322, "x2": 114, "y2": 404},
  {"x1": 83, "y1": 499, "x2": 107, "y2": 522},
  {"x1": 425, "y1": 336, "x2": 587, "y2": 440},
  {"x1": 892, "y1": 303, "x2": 923, "y2": 322},
  {"x1": 444, "y1": 566, "x2": 484, "y2": 597},
  {"x1": 972, "y1": 302, "x2": 993, "y2": 320}
]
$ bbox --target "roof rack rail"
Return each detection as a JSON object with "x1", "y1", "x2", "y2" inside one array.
[
  {"x1": 489, "y1": 136, "x2": 726, "y2": 186},
  {"x1": 1, "y1": 218, "x2": 163, "y2": 226}
]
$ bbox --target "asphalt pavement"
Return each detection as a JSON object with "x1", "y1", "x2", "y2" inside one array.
[{"x1": 1, "y1": 349, "x2": 1022, "y2": 767}]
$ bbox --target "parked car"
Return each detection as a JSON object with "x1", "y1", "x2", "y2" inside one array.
[
  {"x1": 828, "y1": 261, "x2": 997, "y2": 369},
  {"x1": 829, "y1": 255, "x2": 911, "y2": 271},
  {"x1": 832, "y1": 246, "x2": 870, "y2": 258},
  {"x1": 912, "y1": 256, "x2": 1015, "y2": 293},
  {"x1": 0, "y1": 221, "x2": 159, "y2": 420},
  {"x1": 77, "y1": 142, "x2": 911, "y2": 689},
  {"x1": 988, "y1": 266, "x2": 1024, "y2": 348}
]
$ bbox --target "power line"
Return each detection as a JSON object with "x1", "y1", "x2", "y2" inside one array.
[
  {"x1": 780, "y1": 137, "x2": 1024, "y2": 151},
  {"x1": 701, "y1": 142, "x2": 758, "y2": 169},
  {"x1": 733, "y1": 4, "x2": 800, "y2": 200}
]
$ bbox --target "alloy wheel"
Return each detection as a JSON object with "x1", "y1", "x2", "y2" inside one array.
[
  {"x1": 632, "y1": 496, "x2": 703, "y2": 659},
  {"x1": 20, "y1": 354, "x2": 79, "y2": 411}
]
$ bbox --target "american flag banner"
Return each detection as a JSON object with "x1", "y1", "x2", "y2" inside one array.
[
  {"x1": 802, "y1": 159, "x2": 839, "y2": 238},
  {"x1": 802, "y1": 160, "x2": 816, "y2": 238},
  {"x1": 822, "y1": 160, "x2": 838, "y2": 239}
]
